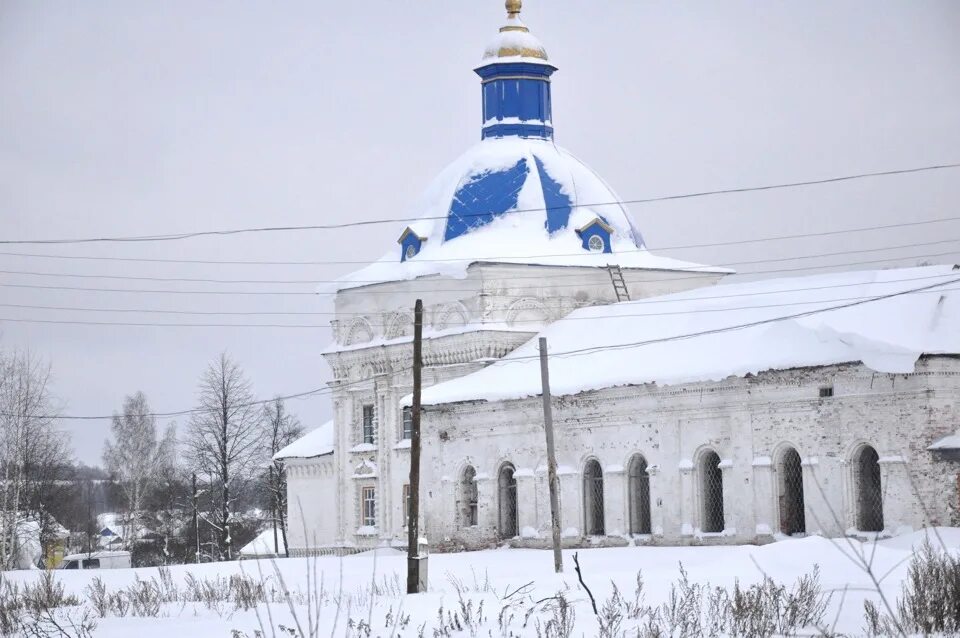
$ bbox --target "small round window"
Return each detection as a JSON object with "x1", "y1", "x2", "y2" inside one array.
[
  {"x1": 405, "y1": 244, "x2": 417, "y2": 260},
  {"x1": 588, "y1": 235, "x2": 605, "y2": 252}
]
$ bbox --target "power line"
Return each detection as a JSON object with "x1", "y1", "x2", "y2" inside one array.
[
  {"x1": 1, "y1": 270, "x2": 955, "y2": 323},
  {"x1": 12, "y1": 275, "x2": 957, "y2": 419},
  {"x1": 0, "y1": 283, "x2": 316, "y2": 296},
  {"x1": 1, "y1": 216, "x2": 959, "y2": 268},
  {"x1": 1, "y1": 285, "x2": 957, "y2": 330},
  {"x1": 0, "y1": 364, "x2": 400, "y2": 422},
  {"x1": 2, "y1": 162, "x2": 958, "y2": 245},
  {"x1": 2, "y1": 270, "x2": 956, "y2": 321},
  {"x1": 1, "y1": 249, "x2": 956, "y2": 297},
  {"x1": 0, "y1": 236, "x2": 956, "y2": 285},
  {"x1": 0, "y1": 302, "x2": 334, "y2": 317}
]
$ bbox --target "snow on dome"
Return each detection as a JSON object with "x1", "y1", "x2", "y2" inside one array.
[
  {"x1": 274, "y1": 421, "x2": 334, "y2": 460},
  {"x1": 327, "y1": 1, "x2": 727, "y2": 293},
  {"x1": 334, "y1": 137, "x2": 726, "y2": 291},
  {"x1": 482, "y1": 21, "x2": 549, "y2": 63},
  {"x1": 416, "y1": 265, "x2": 960, "y2": 406},
  {"x1": 481, "y1": 0, "x2": 549, "y2": 63}
]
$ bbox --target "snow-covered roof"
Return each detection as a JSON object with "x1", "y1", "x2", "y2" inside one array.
[
  {"x1": 239, "y1": 528, "x2": 285, "y2": 558},
  {"x1": 273, "y1": 421, "x2": 334, "y2": 460},
  {"x1": 418, "y1": 265, "x2": 960, "y2": 406},
  {"x1": 63, "y1": 550, "x2": 130, "y2": 561},
  {"x1": 334, "y1": 137, "x2": 726, "y2": 292},
  {"x1": 478, "y1": 1, "x2": 550, "y2": 65},
  {"x1": 481, "y1": 16, "x2": 549, "y2": 64},
  {"x1": 96, "y1": 513, "x2": 122, "y2": 535},
  {"x1": 928, "y1": 433, "x2": 960, "y2": 451}
]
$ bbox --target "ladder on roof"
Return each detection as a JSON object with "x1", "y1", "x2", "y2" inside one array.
[{"x1": 607, "y1": 265, "x2": 631, "y2": 302}]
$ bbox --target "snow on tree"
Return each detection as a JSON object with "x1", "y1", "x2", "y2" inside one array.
[
  {"x1": 263, "y1": 397, "x2": 303, "y2": 558},
  {"x1": 184, "y1": 353, "x2": 266, "y2": 561},
  {"x1": 103, "y1": 391, "x2": 176, "y2": 551},
  {"x1": 0, "y1": 349, "x2": 69, "y2": 570}
]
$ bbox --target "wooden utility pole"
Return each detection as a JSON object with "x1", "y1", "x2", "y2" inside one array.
[
  {"x1": 191, "y1": 473, "x2": 199, "y2": 564},
  {"x1": 270, "y1": 465, "x2": 278, "y2": 555},
  {"x1": 407, "y1": 299, "x2": 425, "y2": 593},
  {"x1": 539, "y1": 337, "x2": 563, "y2": 573}
]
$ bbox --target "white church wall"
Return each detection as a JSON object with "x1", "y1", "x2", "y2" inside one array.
[
  {"x1": 300, "y1": 259, "x2": 960, "y2": 554},
  {"x1": 316, "y1": 261, "x2": 694, "y2": 552},
  {"x1": 418, "y1": 357, "x2": 960, "y2": 550},
  {"x1": 285, "y1": 456, "x2": 338, "y2": 555},
  {"x1": 329, "y1": 262, "x2": 724, "y2": 352}
]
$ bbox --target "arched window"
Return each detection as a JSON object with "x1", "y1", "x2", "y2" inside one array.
[
  {"x1": 855, "y1": 445, "x2": 884, "y2": 532},
  {"x1": 498, "y1": 463, "x2": 518, "y2": 539},
  {"x1": 777, "y1": 447, "x2": 805, "y2": 535},
  {"x1": 460, "y1": 465, "x2": 478, "y2": 527},
  {"x1": 699, "y1": 450, "x2": 724, "y2": 533},
  {"x1": 627, "y1": 455, "x2": 651, "y2": 535},
  {"x1": 583, "y1": 459, "x2": 605, "y2": 536}
]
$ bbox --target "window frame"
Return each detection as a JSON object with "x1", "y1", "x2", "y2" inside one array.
[
  {"x1": 401, "y1": 406, "x2": 413, "y2": 440},
  {"x1": 361, "y1": 404, "x2": 377, "y2": 445},
  {"x1": 699, "y1": 450, "x2": 724, "y2": 533},
  {"x1": 460, "y1": 465, "x2": 479, "y2": 527},
  {"x1": 627, "y1": 454, "x2": 651, "y2": 535},
  {"x1": 588, "y1": 234, "x2": 605, "y2": 252},
  {"x1": 361, "y1": 485, "x2": 377, "y2": 528}
]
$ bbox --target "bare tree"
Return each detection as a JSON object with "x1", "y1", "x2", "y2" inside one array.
[
  {"x1": 0, "y1": 349, "x2": 67, "y2": 570},
  {"x1": 184, "y1": 353, "x2": 265, "y2": 560},
  {"x1": 103, "y1": 391, "x2": 176, "y2": 551},
  {"x1": 263, "y1": 397, "x2": 304, "y2": 557}
]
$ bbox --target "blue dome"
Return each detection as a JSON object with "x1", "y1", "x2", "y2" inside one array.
[
  {"x1": 435, "y1": 138, "x2": 645, "y2": 249},
  {"x1": 332, "y1": 3, "x2": 727, "y2": 291}
]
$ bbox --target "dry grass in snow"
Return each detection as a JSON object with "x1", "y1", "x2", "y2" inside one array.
[{"x1": 3, "y1": 528, "x2": 960, "y2": 637}]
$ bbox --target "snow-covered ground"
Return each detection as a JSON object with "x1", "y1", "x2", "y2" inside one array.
[{"x1": 7, "y1": 528, "x2": 960, "y2": 637}]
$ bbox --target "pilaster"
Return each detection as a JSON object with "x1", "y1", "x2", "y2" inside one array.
[
  {"x1": 558, "y1": 470, "x2": 580, "y2": 537},
  {"x1": 604, "y1": 466, "x2": 626, "y2": 536},
  {"x1": 679, "y1": 461, "x2": 695, "y2": 537},
  {"x1": 751, "y1": 457, "x2": 776, "y2": 537},
  {"x1": 647, "y1": 464, "x2": 665, "y2": 537},
  {"x1": 474, "y1": 472, "x2": 496, "y2": 533},
  {"x1": 878, "y1": 454, "x2": 909, "y2": 534},
  {"x1": 515, "y1": 470, "x2": 538, "y2": 535},
  {"x1": 719, "y1": 458, "x2": 736, "y2": 534}
]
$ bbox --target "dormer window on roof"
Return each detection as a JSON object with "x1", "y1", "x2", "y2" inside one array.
[
  {"x1": 576, "y1": 218, "x2": 614, "y2": 254},
  {"x1": 397, "y1": 227, "x2": 427, "y2": 262}
]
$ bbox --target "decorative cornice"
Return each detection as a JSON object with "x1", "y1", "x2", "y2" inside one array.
[
  {"x1": 327, "y1": 330, "x2": 534, "y2": 382},
  {"x1": 480, "y1": 74, "x2": 550, "y2": 84}
]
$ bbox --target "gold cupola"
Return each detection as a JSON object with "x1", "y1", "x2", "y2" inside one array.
[{"x1": 481, "y1": 0, "x2": 549, "y2": 62}]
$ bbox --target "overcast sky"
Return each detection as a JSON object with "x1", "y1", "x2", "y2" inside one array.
[{"x1": 1, "y1": 1, "x2": 959, "y2": 465}]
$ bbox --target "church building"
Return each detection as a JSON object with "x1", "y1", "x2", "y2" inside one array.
[{"x1": 277, "y1": 1, "x2": 960, "y2": 555}]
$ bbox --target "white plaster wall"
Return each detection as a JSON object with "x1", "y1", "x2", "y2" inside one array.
[
  {"x1": 285, "y1": 456, "x2": 338, "y2": 555},
  {"x1": 295, "y1": 260, "x2": 713, "y2": 552},
  {"x1": 289, "y1": 261, "x2": 960, "y2": 552},
  {"x1": 419, "y1": 357, "x2": 960, "y2": 549},
  {"x1": 329, "y1": 262, "x2": 724, "y2": 351}
]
